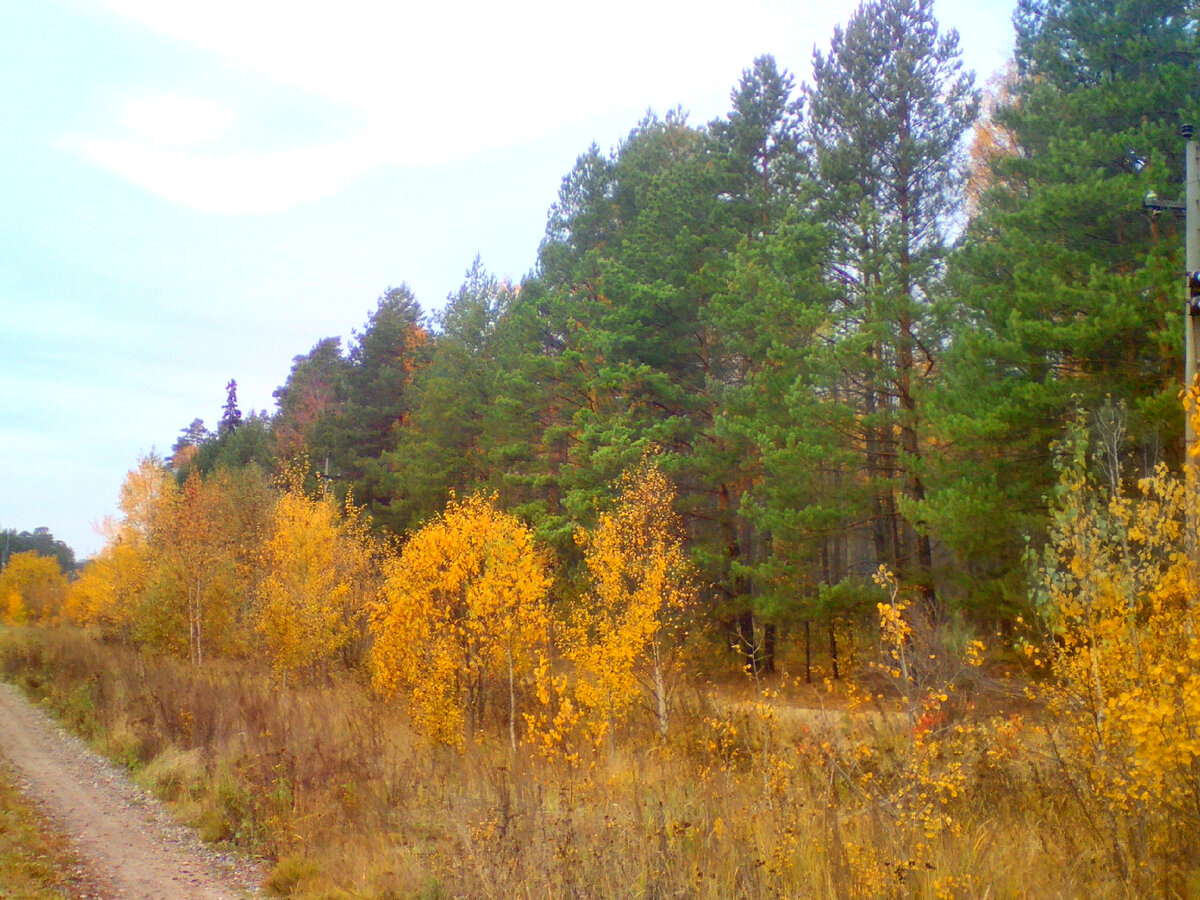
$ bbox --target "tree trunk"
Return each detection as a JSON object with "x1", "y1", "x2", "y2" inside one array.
[
  {"x1": 652, "y1": 639, "x2": 669, "y2": 737},
  {"x1": 829, "y1": 619, "x2": 840, "y2": 681},
  {"x1": 804, "y1": 620, "x2": 812, "y2": 684},
  {"x1": 507, "y1": 648, "x2": 517, "y2": 755}
]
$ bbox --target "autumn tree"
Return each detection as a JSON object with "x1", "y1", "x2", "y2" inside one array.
[
  {"x1": 0, "y1": 551, "x2": 68, "y2": 624},
  {"x1": 66, "y1": 536, "x2": 149, "y2": 636},
  {"x1": 1030, "y1": 408, "x2": 1200, "y2": 888},
  {"x1": 141, "y1": 466, "x2": 272, "y2": 663},
  {"x1": 257, "y1": 473, "x2": 378, "y2": 683},
  {"x1": 371, "y1": 494, "x2": 550, "y2": 749},
  {"x1": 65, "y1": 457, "x2": 166, "y2": 635},
  {"x1": 141, "y1": 471, "x2": 224, "y2": 663},
  {"x1": 566, "y1": 459, "x2": 695, "y2": 745}
]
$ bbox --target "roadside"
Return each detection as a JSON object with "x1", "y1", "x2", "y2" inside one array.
[
  {"x1": 0, "y1": 681, "x2": 264, "y2": 900},
  {"x1": 0, "y1": 759, "x2": 102, "y2": 899}
]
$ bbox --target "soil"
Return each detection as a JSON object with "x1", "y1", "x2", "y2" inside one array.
[{"x1": 0, "y1": 681, "x2": 264, "y2": 900}]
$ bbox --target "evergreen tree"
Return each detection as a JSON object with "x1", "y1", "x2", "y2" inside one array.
[
  {"x1": 332, "y1": 287, "x2": 429, "y2": 530},
  {"x1": 0, "y1": 527, "x2": 76, "y2": 573},
  {"x1": 533, "y1": 110, "x2": 733, "y2": 541},
  {"x1": 803, "y1": 0, "x2": 978, "y2": 606},
  {"x1": 712, "y1": 55, "x2": 807, "y2": 237},
  {"x1": 700, "y1": 56, "x2": 814, "y2": 668},
  {"x1": 383, "y1": 259, "x2": 518, "y2": 531},
  {"x1": 272, "y1": 337, "x2": 350, "y2": 465},
  {"x1": 219, "y1": 379, "x2": 242, "y2": 436},
  {"x1": 930, "y1": 0, "x2": 1200, "y2": 613}
]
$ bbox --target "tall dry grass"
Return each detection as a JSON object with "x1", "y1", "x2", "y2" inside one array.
[{"x1": 0, "y1": 625, "x2": 1182, "y2": 899}]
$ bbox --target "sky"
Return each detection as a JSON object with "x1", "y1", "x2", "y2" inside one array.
[{"x1": 0, "y1": 0, "x2": 1017, "y2": 560}]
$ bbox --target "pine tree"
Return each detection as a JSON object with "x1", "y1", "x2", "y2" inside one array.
[
  {"x1": 929, "y1": 0, "x2": 1200, "y2": 613},
  {"x1": 382, "y1": 259, "x2": 518, "y2": 531},
  {"x1": 804, "y1": 0, "x2": 978, "y2": 606}
]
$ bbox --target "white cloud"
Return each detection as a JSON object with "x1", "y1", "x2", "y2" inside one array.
[
  {"x1": 90, "y1": 0, "x2": 803, "y2": 117},
  {"x1": 122, "y1": 95, "x2": 232, "y2": 145},
  {"x1": 87, "y1": 0, "x2": 817, "y2": 141},
  {"x1": 79, "y1": 135, "x2": 384, "y2": 214},
  {"x1": 78, "y1": 0, "x2": 1013, "y2": 214}
]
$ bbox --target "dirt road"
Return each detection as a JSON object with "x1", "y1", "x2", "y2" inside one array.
[{"x1": 0, "y1": 681, "x2": 263, "y2": 900}]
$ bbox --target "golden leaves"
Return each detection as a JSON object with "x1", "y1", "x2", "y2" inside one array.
[
  {"x1": 257, "y1": 482, "x2": 377, "y2": 680},
  {"x1": 369, "y1": 494, "x2": 550, "y2": 748},
  {"x1": 563, "y1": 458, "x2": 695, "y2": 745},
  {"x1": 1034, "y1": 425, "x2": 1200, "y2": 858},
  {"x1": 0, "y1": 551, "x2": 67, "y2": 624}
]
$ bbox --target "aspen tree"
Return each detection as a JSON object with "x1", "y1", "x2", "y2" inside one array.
[
  {"x1": 1031, "y1": 404, "x2": 1200, "y2": 882},
  {"x1": 0, "y1": 552, "x2": 67, "y2": 623}
]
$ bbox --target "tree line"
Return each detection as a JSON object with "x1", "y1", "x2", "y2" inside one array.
[{"x1": 9, "y1": 0, "x2": 1198, "y2": 681}]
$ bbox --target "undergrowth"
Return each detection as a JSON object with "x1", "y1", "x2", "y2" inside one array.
[{"x1": 2, "y1": 622, "x2": 1179, "y2": 899}]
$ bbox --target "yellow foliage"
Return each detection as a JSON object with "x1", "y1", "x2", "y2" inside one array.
[
  {"x1": 370, "y1": 494, "x2": 550, "y2": 748},
  {"x1": 0, "y1": 551, "x2": 68, "y2": 624},
  {"x1": 257, "y1": 480, "x2": 378, "y2": 681},
  {"x1": 66, "y1": 533, "x2": 150, "y2": 631},
  {"x1": 563, "y1": 458, "x2": 695, "y2": 748},
  {"x1": 1031, "y1": 408, "x2": 1200, "y2": 875},
  {"x1": 4, "y1": 589, "x2": 26, "y2": 625},
  {"x1": 65, "y1": 458, "x2": 272, "y2": 663},
  {"x1": 65, "y1": 457, "x2": 165, "y2": 632}
]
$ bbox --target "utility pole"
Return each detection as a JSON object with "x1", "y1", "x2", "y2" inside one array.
[
  {"x1": 1181, "y1": 125, "x2": 1200, "y2": 595},
  {"x1": 1185, "y1": 125, "x2": 1200, "y2": 454},
  {"x1": 1150, "y1": 127, "x2": 1200, "y2": 585},
  {"x1": 1146, "y1": 127, "x2": 1200, "y2": 460}
]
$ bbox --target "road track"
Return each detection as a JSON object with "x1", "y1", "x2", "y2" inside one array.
[{"x1": 0, "y1": 681, "x2": 262, "y2": 900}]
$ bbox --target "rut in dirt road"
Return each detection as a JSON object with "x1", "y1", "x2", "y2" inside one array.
[{"x1": 0, "y1": 681, "x2": 264, "y2": 900}]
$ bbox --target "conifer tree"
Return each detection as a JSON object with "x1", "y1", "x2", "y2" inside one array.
[
  {"x1": 803, "y1": 0, "x2": 978, "y2": 606},
  {"x1": 929, "y1": 0, "x2": 1200, "y2": 611}
]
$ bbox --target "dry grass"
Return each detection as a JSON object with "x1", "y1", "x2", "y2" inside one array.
[
  {"x1": 0, "y1": 624, "x2": 1190, "y2": 899},
  {"x1": 0, "y1": 759, "x2": 92, "y2": 899}
]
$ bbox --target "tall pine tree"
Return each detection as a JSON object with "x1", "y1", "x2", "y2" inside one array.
[
  {"x1": 928, "y1": 0, "x2": 1200, "y2": 613},
  {"x1": 802, "y1": 0, "x2": 978, "y2": 607}
]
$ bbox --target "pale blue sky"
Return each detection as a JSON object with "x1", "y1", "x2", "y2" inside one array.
[{"x1": 0, "y1": 0, "x2": 1016, "y2": 559}]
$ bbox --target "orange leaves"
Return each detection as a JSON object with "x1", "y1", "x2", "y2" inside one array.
[{"x1": 370, "y1": 494, "x2": 550, "y2": 748}]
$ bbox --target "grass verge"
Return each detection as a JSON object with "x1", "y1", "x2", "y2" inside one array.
[
  {"x1": 2, "y1": 623, "x2": 1194, "y2": 898},
  {"x1": 0, "y1": 762, "x2": 94, "y2": 899}
]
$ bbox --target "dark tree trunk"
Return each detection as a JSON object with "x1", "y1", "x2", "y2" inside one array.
[{"x1": 829, "y1": 619, "x2": 840, "y2": 680}]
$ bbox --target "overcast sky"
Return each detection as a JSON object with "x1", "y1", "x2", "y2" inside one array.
[{"x1": 0, "y1": 0, "x2": 1016, "y2": 559}]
